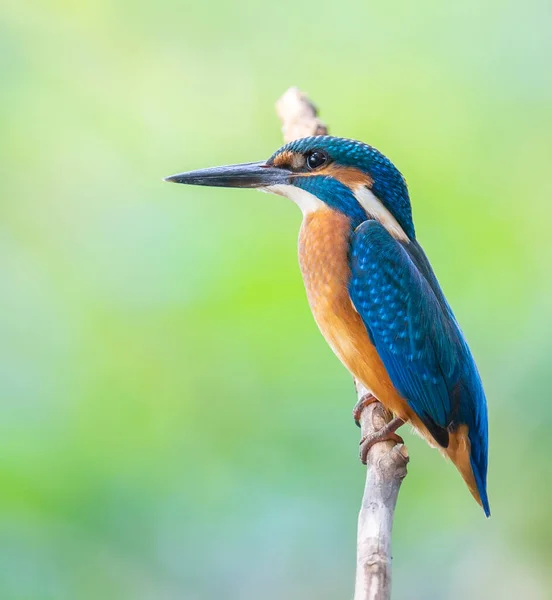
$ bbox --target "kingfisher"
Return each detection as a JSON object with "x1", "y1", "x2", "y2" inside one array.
[{"x1": 165, "y1": 136, "x2": 490, "y2": 516}]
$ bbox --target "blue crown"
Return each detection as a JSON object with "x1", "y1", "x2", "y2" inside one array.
[{"x1": 273, "y1": 136, "x2": 415, "y2": 239}]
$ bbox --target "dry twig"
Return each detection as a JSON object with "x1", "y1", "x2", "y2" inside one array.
[{"x1": 275, "y1": 87, "x2": 409, "y2": 600}]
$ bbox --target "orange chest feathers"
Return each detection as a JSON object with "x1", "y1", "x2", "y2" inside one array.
[
  {"x1": 298, "y1": 209, "x2": 352, "y2": 322},
  {"x1": 298, "y1": 209, "x2": 367, "y2": 364},
  {"x1": 297, "y1": 209, "x2": 400, "y2": 408}
]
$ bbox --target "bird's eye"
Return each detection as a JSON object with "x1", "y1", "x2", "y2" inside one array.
[{"x1": 306, "y1": 151, "x2": 328, "y2": 170}]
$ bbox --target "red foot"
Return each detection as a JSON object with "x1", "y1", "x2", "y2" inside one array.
[
  {"x1": 352, "y1": 393, "x2": 378, "y2": 427},
  {"x1": 359, "y1": 417, "x2": 405, "y2": 464}
]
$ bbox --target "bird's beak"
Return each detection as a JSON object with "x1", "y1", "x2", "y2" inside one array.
[{"x1": 164, "y1": 161, "x2": 291, "y2": 189}]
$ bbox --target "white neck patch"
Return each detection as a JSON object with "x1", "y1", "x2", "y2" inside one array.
[
  {"x1": 260, "y1": 184, "x2": 325, "y2": 215},
  {"x1": 354, "y1": 185, "x2": 408, "y2": 241},
  {"x1": 260, "y1": 183, "x2": 409, "y2": 241}
]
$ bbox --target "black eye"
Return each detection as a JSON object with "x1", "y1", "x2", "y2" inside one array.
[{"x1": 306, "y1": 150, "x2": 328, "y2": 170}]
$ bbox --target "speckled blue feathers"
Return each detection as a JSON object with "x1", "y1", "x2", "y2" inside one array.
[
  {"x1": 349, "y1": 221, "x2": 490, "y2": 516},
  {"x1": 270, "y1": 135, "x2": 489, "y2": 514},
  {"x1": 273, "y1": 136, "x2": 415, "y2": 239}
]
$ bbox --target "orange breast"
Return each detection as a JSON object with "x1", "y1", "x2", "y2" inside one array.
[
  {"x1": 298, "y1": 208, "x2": 414, "y2": 422},
  {"x1": 298, "y1": 209, "x2": 485, "y2": 509}
]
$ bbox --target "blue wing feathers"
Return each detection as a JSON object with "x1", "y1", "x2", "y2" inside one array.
[{"x1": 349, "y1": 221, "x2": 489, "y2": 514}]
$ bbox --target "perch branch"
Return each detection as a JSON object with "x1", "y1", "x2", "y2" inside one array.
[{"x1": 275, "y1": 87, "x2": 409, "y2": 600}]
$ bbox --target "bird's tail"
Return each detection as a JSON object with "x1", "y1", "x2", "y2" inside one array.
[{"x1": 445, "y1": 425, "x2": 490, "y2": 517}]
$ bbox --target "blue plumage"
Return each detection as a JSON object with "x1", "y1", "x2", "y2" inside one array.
[
  {"x1": 275, "y1": 136, "x2": 415, "y2": 239},
  {"x1": 293, "y1": 175, "x2": 366, "y2": 229},
  {"x1": 349, "y1": 221, "x2": 490, "y2": 516},
  {"x1": 167, "y1": 133, "x2": 490, "y2": 516}
]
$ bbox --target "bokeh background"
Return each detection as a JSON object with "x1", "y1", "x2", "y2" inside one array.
[{"x1": 2, "y1": 0, "x2": 552, "y2": 598}]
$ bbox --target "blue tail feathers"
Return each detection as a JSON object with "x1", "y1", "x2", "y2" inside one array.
[{"x1": 469, "y1": 428, "x2": 490, "y2": 517}]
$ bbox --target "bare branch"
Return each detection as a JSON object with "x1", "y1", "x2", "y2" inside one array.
[
  {"x1": 275, "y1": 87, "x2": 328, "y2": 143},
  {"x1": 353, "y1": 382, "x2": 409, "y2": 600},
  {"x1": 275, "y1": 88, "x2": 409, "y2": 600}
]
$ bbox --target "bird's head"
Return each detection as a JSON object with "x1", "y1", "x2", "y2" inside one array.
[{"x1": 165, "y1": 136, "x2": 414, "y2": 240}]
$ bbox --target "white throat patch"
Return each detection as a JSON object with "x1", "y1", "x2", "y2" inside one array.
[
  {"x1": 260, "y1": 184, "x2": 325, "y2": 215},
  {"x1": 260, "y1": 183, "x2": 409, "y2": 241}
]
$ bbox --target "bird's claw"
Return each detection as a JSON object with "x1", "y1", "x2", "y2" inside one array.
[
  {"x1": 352, "y1": 393, "x2": 378, "y2": 427},
  {"x1": 359, "y1": 417, "x2": 405, "y2": 464}
]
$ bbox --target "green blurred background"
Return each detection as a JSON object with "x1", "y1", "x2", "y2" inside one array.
[{"x1": 2, "y1": 0, "x2": 552, "y2": 598}]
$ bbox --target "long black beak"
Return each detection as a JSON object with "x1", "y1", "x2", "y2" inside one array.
[{"x1": 164, "y1": 161, "x2": 291, "y2": 189}]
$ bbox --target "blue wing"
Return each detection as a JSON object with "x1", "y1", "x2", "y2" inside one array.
[{"x1": 349, "y1": 221, "x2": 488, "y2": 508}]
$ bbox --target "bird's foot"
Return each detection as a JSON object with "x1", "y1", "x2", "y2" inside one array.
[
  {"x1": 352, "y1": 393, "x2": 378, "y2": 428},
  {"x1": 359, "y1": 417, "x2": 405, "y2": 464}
]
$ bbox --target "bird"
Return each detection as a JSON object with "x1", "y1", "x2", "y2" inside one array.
[{"x1": 165, "y1": 135, "x2": 490, "y2": 517}]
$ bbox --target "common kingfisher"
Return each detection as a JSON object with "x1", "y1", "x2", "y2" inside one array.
[{"x1": 165, "y1": 136, "x2": 490, "y2": 516}]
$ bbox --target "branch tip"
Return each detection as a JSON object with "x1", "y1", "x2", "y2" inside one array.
[{"x1": 274, "y1": 88, "x2": 407, "y2": 600}]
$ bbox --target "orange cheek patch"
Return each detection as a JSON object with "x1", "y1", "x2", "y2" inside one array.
[
  {"x1": 321, "y1": 164, "x2": 373, "y2": 188},
  {"x1": 295, "y1": 163, "x2": 372, "y2": 188}
]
